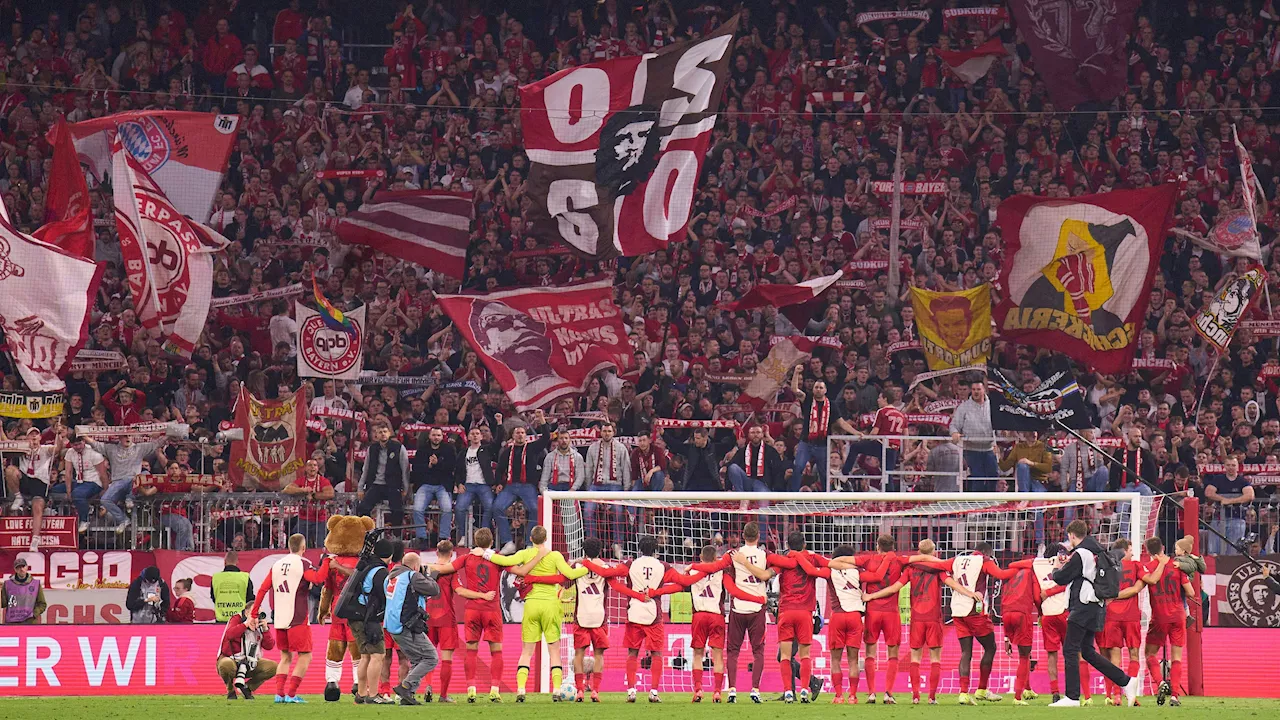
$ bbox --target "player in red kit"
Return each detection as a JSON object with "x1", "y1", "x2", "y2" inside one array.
[
  {"x1": 1141, "y1": 537, "x2": 1197, "y2": 707},
  {"x1": 434, "y1": 528, "x2": 508, "y2": 703},
  {"x1": 1098, "y1": 539, "x2": 1148, "y2": 705},
  {"x1": 1003, "y1": 558, "x2": 1044, "y2": 705},
  {"x1": 423, "y1": 541, "x2": 462, "y2": 703},
  {"x1": 860, "y1": 535, "x2": 905, "y2": 703},
  {"x1": 250, "y1": 534, "x2": 325, "y2": 703},
  {"x1": 1030, "y1": 552, "x2": 1069, "y2": 702}
]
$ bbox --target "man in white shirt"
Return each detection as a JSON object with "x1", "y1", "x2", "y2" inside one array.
[
  {"x1": 309, "y1": 380, "x2": 349, "y2": 414},
  {"x1": 57, "y1": 433, "x2": 111, "y2": 533},
  {"x1": 5, "y1": 427, "x2": 64, "y2": 551},
  {"x1": 343, "y1": 68, "x2": 378, "y2": 109}
]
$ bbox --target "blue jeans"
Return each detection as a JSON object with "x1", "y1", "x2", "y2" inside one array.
[
  {"x1": 454, "y1": 484, "x2": 493, "y2": 542},
  {"x1": 726, "y1": 465, "x2": 770, "y2": 493},
  {"x1": 50, "y1": 482, "x2": 101, "y2": 523},
  {"x1": 294, "y1": 519, "x2": 327, "y2": 549},
  {"x1": 1209, "y1": 516, "x2": 1246, "y2": 555},
  {"x1": 963, "y1": 450, "x2": 1000, "y2": 491},
  {"x1": 792, "y1": 441, "x2": 827, "y2": 490},
  {"x1": 640, "y1": 469, "x2": 667, "y2": 492},
  {"x1": 1065, "y1": 468, "x2": 1110, "y2": 524},
  {"x1": 99, "y1": 478, "x2": 132, "y2": 525},
  {"x1": 413, "y1": 485, "x2": 453, "y2": 541},
  {"x1": 583, "y1": 483, "x2": 623, "y2": 541},
  {"x1": 161, "y1": 513, "x2": 194, "y2": 550},
  {"x1": 1015, "y1": 464, "x2": 1047, "y2": 545},
  {"x1": 494, "y1": 483, "x2": 540, "y2": 546}
]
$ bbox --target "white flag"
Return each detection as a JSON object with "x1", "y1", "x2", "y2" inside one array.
[{"x1": 296, "y1": 304, "x2": 366, "y2": 380}]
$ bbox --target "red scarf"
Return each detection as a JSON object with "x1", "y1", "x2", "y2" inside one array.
[
  {"x1": 595, "y1": 441, "x2": 618, "y2": 484},
  {"x1": 1075, "y1": 444, "x2": 1094, "y2": 492},
  {"x1": 507, "y1": 444, "x2": 526, "y2": 484},
  {"x1": 809, "y1": 398, "x2": 830, "y2": 440},
  {"x1": 750, "y1": 442, "x2": 766, "y2": 477}
]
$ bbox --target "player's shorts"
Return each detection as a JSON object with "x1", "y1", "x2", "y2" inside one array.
[
  {"x1": 954, "y1": 613, "x2": 995, "y2": 639},
  {"x1": 328, "y1": 617, "x2": 354, "y2": 643},
  {"x1": 1004, "y1": 611, "x2": 1034, "y2": 647},
  {"x1": 1099, "y1": 620, "x2": 1142, "y2": 650},
  {"x1": 428, "y1": 622, "x2": 460, "y2": 651},
  {"x1": 863, "y1": 610, "x2": 902, "y2": 646},
  {"x1": 909, "y1": 620, "x2": 944, "y2": 650},
  {"x1": 573, "y1": 624, "x2": 611, "y2": 650},
  {"x1": 1145, "y1": 619, "x2": 1186, "y2": 648},
  {"x1": 1041, "y1": 613, "x2": 1067, "y2": 653},
  {"x1": 276, "y1": 625, "x2": 313, "y2": 653},
  {"x1": 691, "y1": 611, "x2": 725, "y2": 649},
  {"x1": 464, "y1": 608, "x2": 504, "y2": 643},
  {"x1": 349, "y1": 620, "x2": 385, "y2": 655},
  {"x1": 522, "y1": 598, "x2": 563, "y2": 643},
  {"x1": 624, "y1": 622, "x2": 665, "y2": 651},
  {"x1": 777, "y1": 609, "x2": 813, "y2": 644},
  {"x1": 829, "y1": 612, "x2": 864, "y2": 649},
  {"x1": 727, "y1": 611, "x2": 766, "y2": 652}
]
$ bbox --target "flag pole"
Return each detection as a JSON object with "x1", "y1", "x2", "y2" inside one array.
[{"x1": 887, "y1": 125, "x2": 904, "y2": 298}]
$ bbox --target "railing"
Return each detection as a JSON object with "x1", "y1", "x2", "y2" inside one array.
[
  {"x1": 1200, "y1": 497, "x2": 1280, "y2": 556},
  {"x1": 827, "y1": 433, "x2": 1007, "y2": 492}
]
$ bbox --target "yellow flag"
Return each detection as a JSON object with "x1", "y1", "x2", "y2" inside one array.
[{"x1": 910, "y1": 284, "x2": 993, "y2": 370}]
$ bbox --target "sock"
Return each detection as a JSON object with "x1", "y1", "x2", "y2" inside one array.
[
  {"x1": 959, "y1": 675, "x2": 970, "y2": 694},
  {"x1": 626, "y1": 656, "x2": 638, "y2": 689},
  {"x1": 1015, "y1": 656, "x2": 1030, "y2": 700},
  {"x1": 439, "y1": 660, "x2": 452, "y2": 699},
  {"x1": 593, "y1": 672, "x2": 603, "y2": 692},
  {"x1": 650, "y1": 655, "x2": 664, "y2": 690},
  {"x1": 516, "y1": 666, "x2": 530, "y2": 694},
  {"x1": 1146, "y1": 655, "x2": 1162, "y2": 687},
  {"x1": 713, "y1": 671, "x2": 724, "y2": 692},
  {"x1": 275, "y1": 674, "x2": 287, "y2": 696},
  {"x1": 780, "y1": 658, "x2": 794, "y2": 692},
  {"x1": 286, "y1": 674, "x2": 303, "y2": 697},
  {"x1": 909, "y1": 661, "x2": 920, "y2": 697},
  {"x1": 725, "y1": 650, "x2": 739, "y2": 690},
  {"x1": 1127, "y1": 659, "x2": 1140, "y2": 693},
  {"x1": 1079, "y1": 661, "x2": 1091, "y2": 698},
  {"x1": 576, "y1": 672, "x2": 586, "y2": 692},
  {"x1": 979, "y1": 662, "x2": 992, "y2": 691},
  {"x1": 865, "y1": 656, "x2": 877, "y2": 694},
  {"x1": 832, "y1": 669, "x2": 844, "y2": 697},
  {"x1": 1105, "y1": 676, "x2": 1117, "y2": 700},
  {"x1": 693, "y1": 667, "x2": 704, "y2": 691},
  {"x1": 1170, "y1": 660, "x2": 1183, "y2": 696},
  {"x1": 849, "y1": 662, "x2": 859, "y2": 695},
  {"x1": 325, "y1": 659, "x2": 341, "y2": 683},
  {"x1": 928, "y1": 662, "x2": 941, "y2": 699},
  {"x1": 1050, "y1": 678, "x2": 1059, "y2": 694},
  {"x1": 379, "y1": 680, "x2": 391, "y2": 696},
  {"x1": 550, "y1": 666, "x2": 563, "y2": 694},
  {"x1": 489, "y1": 653, "x2": 504, "y2": 692},
  {"x1": 464, "y1": 648, "x2": 479, "y2": 685},
  {"x1": 885, "y1": 658, "x2": 897, "y2": 694}
]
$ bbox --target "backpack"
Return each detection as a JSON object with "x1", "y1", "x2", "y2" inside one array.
[
  {"x1": 334, "y1": 563, "x2": 379, "y2": 622},
  {"x1": 1091, "y1": 547, "x2": 1123, "y2": 601}
]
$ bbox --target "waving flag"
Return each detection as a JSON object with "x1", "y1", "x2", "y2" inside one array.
[
  {"x1": 739, "y1": 336, "x2": 827, "y2": 408},
  {"x1": 726, "y1": 270, "x2": 843, "y2": 328},
  {"x1": 336, "y1": 190, "x2": 474, "y2": 279},
  {"x1": 312, "y1": 271, "x2": 354, "y2": 334},
  {"x1": 521, "y1": 18, "x2": 737, "y2": 259},
  {"x1": 1009, "y1": 0, "x2": 1140, "y2": 108},
  {"x1": 31, "y1": 118, "x2": 94, "y2": 260},
  {"x1": 1193, "y1": 268, "x2": 1266, "y2": 353},
  {"x1": 988, "y1": 365, "x2": 1092, "y2": 431},
  {"x1": 910, "y1": 284, "x2": 993, "y2": 370},
  {"x1": 937, "y1": 38, "x2": 1006, "y2": 84},
  {"x1": 994, "y1": 184, "x2": 1177, "y2": 374}
]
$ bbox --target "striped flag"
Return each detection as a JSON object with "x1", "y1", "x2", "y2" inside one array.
[{"x1": 336, "y1": 190, "x2": 474, "y2": 278}]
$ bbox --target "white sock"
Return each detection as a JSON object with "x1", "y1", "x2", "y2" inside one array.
[{"x1": 325, "y1": 659, "x2": 341, "y2": 683}]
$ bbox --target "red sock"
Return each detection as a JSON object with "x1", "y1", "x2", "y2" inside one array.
[
  {"x1": 780, "y1": 659, "x2": 794, "y2": 692},
  {"x1": 713, "y1": 671, "x2": 724, "y2": 692},
  {"x1": 1079, "y1": 660, "x2": 1091, "y2": 698},
  {"x1": 1146, "y1": 655, "x2": 1161, "y2": 686},
  {"x1": 464, "y1": 648, "x2": 478, "y2": 685},
  {"x1": 439, "y1": 660, "x2": 452, "y2": 699},
  {"x1": 864, "y1": 657, "x2": 877, "y2": 694},
  {"x1": 832, "y1": 669, "x2": 844, "y2": 697},
  {"x1": 286, "y1": 674, "x2": 303, "y2": 697},
  {"x1": 625, "y1": 656, "x2": 638, "y2": 688},
  {"x1": 379, "y1": 680, "x2": 391, "y2": 695},
  {"x1": 979, "y1": 662, "x2": 992, "y2": 691},
  {"x1": 799, "y1": 657, "x2": 812, "y2": 692},
  {"x1": 1127, "y1": 659, "x2": 1140, "y2": 693},
  {"x1": 959, "y1": 675, "x2": 970, "y2": 694},
  {"x1": 1105, "y1": 676, "x2": 1117, "y2": 700},
  {"x1": 650, "y1": 654, "x2": 664, "y2": 690},
  {"x1": 849, "y1": 662, "x2": 859, "y2": 695},
  {"x1": 1170, "y1": 660, "x2": 1183, "y2": 696},
  {"x1": 885, "y1": 658, "x2": 898, "y2": 694},
  {"x1": 593, "y1": 672, "x2": 603, "y2": 691},
  {"x1": 576, "y1": 671, "x2": 586, "y2": 692},
  {"x1": 928, "y1": 663, "x2": 941, "y2": 700},
  {"x1": 1016, "y1": 656, "x2": 1030, "y2": 700},
  {"x1": 489, "y1": 652, "x2": 503, "y2": 689},
  {"x1": 909, "y1": 661, "x2": 920, "y2": 697},
  {"x1": 693, "y1": 667, "x2": 704, "y2": 691},
  {"x1": 275, "y1": 674, "x2": 287, "y2": 696}
]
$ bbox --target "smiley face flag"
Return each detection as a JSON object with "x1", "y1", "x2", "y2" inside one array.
[{"x1": 910, "y1": 284, "x2": 993, "y2": 370}]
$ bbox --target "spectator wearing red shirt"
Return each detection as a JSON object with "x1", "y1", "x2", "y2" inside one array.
[
  {"x1": 167, "y1": 578, "x2": 196, "y2": 622},
  {"x1": 203, "y1": 18, "x2": 243, "y2": 90},
  {"x1": 227, "y1": 46, "x2": 274, "y2": 91},
  {"x1": 384, "y1": 31, "x2": 417, "y2": 90},
  {"x1": 283, "y1": 458, "x2": 335, "y2": 548},
  {"x1": 274, "y1": 37, "x2": 308, "y2": 86},
  {"x1": 101, "y1": 380, "x2": 147, "y2": 426},
  {"x1": 273, "y1": 0, "x2": 307, "y2": 44}
]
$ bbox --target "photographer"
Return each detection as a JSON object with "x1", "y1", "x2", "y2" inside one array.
[
  {"x1": 217, "y1": 604, "x2": 279, "y2": 700},
  {"x1": 126, "y1": 566, "x2": 171, "y2": 624}
]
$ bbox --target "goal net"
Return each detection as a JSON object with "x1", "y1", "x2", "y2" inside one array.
[{"x1": 539, "y1": 491, "x2": 1159, "y2": 697}]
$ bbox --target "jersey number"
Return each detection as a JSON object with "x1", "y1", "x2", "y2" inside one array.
[{"x1": 476, "y1": 563, "x2": 491, "y2": 588}]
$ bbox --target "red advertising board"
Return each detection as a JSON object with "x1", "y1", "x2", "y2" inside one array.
[{"x1": 0, "y1": 516, "x2": 77, "y2": 550}]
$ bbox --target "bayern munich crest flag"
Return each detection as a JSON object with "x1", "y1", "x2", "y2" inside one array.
[
  {"x1": 434, "y1": 278, "x2": 636, "y2": 409},
  {"x1": 994, "y1": 184, "x2": 1177, "y2": 374},
  {"x1": 297, "y1": 303, "x2": 365, "y2": 380},
  {"x1": 520, "y1": 17, "x2": 738, "y2": 259}
]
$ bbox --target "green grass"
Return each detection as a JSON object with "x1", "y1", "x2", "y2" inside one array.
[{"x1": 2, "y1": 694, "x2": 1275, "y2": 720}]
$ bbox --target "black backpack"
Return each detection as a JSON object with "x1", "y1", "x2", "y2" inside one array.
[{"x1": 1091, "y1": 548, "x2": 1122, "y2": 601}]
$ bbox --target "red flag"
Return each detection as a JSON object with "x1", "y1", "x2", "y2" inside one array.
[
  {"x1": 228, "y1": 386, "x2": 308, "y2": 490},
  {"x1": 937, "y1": 38, "x2": 1006, "y2": 84},
  {"x1": 726, "y1": 269, "x2": 844, "y2": 329},
  {"x1": 994, "y1": 185, "x2": 1178, "y2": 374},
  {"x1": 1008, "y1": 0, "x2": 1140, "y2": 108},
  {"x1": 336, "y1": 190, "x2": 474, "y2": 278},
  {"x1": 434, "y1": 278, "x2": 636, "y2": 409},
  {"x1": 31, "y1": 118, "x2": 94, "y2": 260}
]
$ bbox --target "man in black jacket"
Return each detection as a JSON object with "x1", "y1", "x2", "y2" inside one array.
[
  {"x1": 724, "y1": 425, "x2": 784, "y2": 492},
  {"x1": 681, "y1": 429, "x2": 723, "y2": 491},
  {"x1": 357, "y1": 424, "x2": 410, "y2": 526},
  {"x1": 454, "y1": 423, "x2": 502, "y2": 542},
  {"x1": 411, "y1": 427, "x2": 458, "y2": 547},
  {"x1": 1050, "y1": 520, "x2": 1140, "y2": 707}
]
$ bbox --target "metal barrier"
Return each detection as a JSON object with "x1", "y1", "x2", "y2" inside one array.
[
  {"x1": 1200, "y1": 497, "x2": 1280, "y2": 556},
  {"x1": 827, "y1": 433, "x2": 1009, "y2": 492}
]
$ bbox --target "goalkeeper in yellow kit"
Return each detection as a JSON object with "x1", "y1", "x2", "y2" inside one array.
[{"x1": 479, "y1": 525, "x2": 588, "y2": 701}]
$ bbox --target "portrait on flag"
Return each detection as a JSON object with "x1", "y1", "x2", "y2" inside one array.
[
  {"x1": 910, "y1": 285, "x2": 992, "y2": 370},
  {"x1": 434, "y1": 278, "x2": 635, "y2": 409},
  {"x1": 994, "y1": 185, "x2": 1178, "y2": 374},
  {"x1": 1194, "y1": 269, "x2": 1266, "y2": 353},
  {"x1": 297, "y1": 304, "x2": 365, "y2": 380},
  {"x1": 228, "y1": 386, "x2": 308, "y2": 489}
]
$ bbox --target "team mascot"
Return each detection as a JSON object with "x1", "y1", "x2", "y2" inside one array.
[{"x1": 316, "y1": 514, "x2": 376, "y2": 701}]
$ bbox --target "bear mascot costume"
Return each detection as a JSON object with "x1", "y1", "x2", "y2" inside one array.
[{"x1": 315, "y1": 514, "x2": 376, "y2": 701}]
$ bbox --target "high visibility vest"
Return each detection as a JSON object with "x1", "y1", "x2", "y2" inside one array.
[{"x1": 211, "y1": 570, "x2": 250, "y2": 622}]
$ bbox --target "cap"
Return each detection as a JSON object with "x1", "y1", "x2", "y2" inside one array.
[
  {"x1": 13, "y1": 557, "x2": 27, "y2": 569},
  {"x1": 373, "y1": 538, "x2": 395, "y2": 558},
  {"x1": 25, "y1": 427, "x2": 40, "y2": 436}
]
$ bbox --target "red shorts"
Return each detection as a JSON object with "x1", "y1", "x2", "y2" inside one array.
[
  {"x1": 909, "y1": 621, "x2": 944, "y2": 650},
  {"x1": 277, "y1": 625, "x2": 313, "y2": 653},
  {"x1": 1004, "y1": 611, "x2": 1034, "y2": 647},
  {"x1": 862, "y1": 610, "x2": 902, "y2": 647},
  {"x1": 1041, "y1": 613, "x2": 1067, "y2": 652},
  {"x1": 429, "y1": 623, "x2": 461, "y2": 651},
  {"x1": 329, "y1": 617, "x2": 354, "y2": 643},
  {"x1": 1146, "y1": 619, "x2": 1186, "y2": 648},
  {"x1": 691, "y1": 612, "x2": 725, "y2": 649},
  {"x1": 954, "y1": 613, "x2": 994, "y2": 639},
  {"x1": 624, "y1": 622, "x2": 665, "y2": 651},
  {"x1": 828, "y1": 612, "x2": 863, "y2": 649},
  {"x1": 776, "y1": 609, "x2": 813, "y2": 644},
  {"x1": 464, "y1": 609, "x2": 504, "y2": 644},
  {"x1": 573, "y1": 625, "x2": 610, "y2": 650},
  {"x1": 1099, "y1": 620, "x2": 1141, "y2": 650}
]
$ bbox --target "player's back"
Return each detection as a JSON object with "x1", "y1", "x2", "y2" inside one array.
[
  {"x1": 828, "y1": 565, "x2": 865, "y2": 614},
  {"x1": 269, "y1": 554, "x2": 313, "y2": 629},
  {"x1": 948, "y1": 553, "x2": 988, "y2": 617},
  {"x1": 1000, "y1": 564, "x2": 1038, "y2": 615},
  {"x1": 863, "y1": 552, "x2": 903, "y2": 613},
  {"x1": 458, "y1": 553, "x2": 502, "y2": 612},
  {"x1": 690, "y1": 564, "x2": 725, "y2": 614},
  {"x1": 1106, "y1": 558, "x2": 1145, "y2": 621},
  {"x1": 731, "y1": 543, "x2": 768, "y2": 613},
  {"x1": 1033, "y1": 558, "x2": 1068, "y2": 617},
  {"x1": 904, "y1": 563, "x2": 944, "y2": 622},
  {"x1": 628, "y1": 555, "x2": 666, "y2": 625},
  {"x1": 425, "y1": 571, "x2": 457, "y2": 626},
  {"x1": 1144, "y1": 559, "x2": 1188, "y2": 620},
  {"x1": 575, "y1": 563, "x2": 610, "y2": 627},
  {"x1": 777, "y1": 551, "x2": 819, "y2": 611}
]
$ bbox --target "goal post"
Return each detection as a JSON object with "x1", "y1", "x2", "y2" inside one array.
[{"x1": 536, "y1": 491, "x2": 1157, "y2": 696}]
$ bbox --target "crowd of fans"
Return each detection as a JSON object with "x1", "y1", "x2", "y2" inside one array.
[{"x1": 0, "y1": 0, "x2": 1276, "y2": 559}]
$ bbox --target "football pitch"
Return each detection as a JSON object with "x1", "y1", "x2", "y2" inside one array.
[{"x1": 2, "y1": 694, "x2": 1274, "y2": 719}]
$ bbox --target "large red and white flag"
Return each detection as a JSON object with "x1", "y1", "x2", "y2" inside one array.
[
  {"x1": 434, "y1": 278, "x2": 636, "y2": 409},
  {"x1": 726, "y1": 270, "x2": 843, "y2": 313},
  {"x1": 521, "y1": 17, "x2": 738, "y2": 259},
  {"x1": 739, "y1": 336, "x2": 825, "y2": 407},
  {"x1": 1009, "y1": 0, "x2": 1140, "y2": 108},
  {"x1": 937, "y1": 38, "x2": 1006, "y2": 84},
  {"x1": 112, "y1": 140, "x2": 227, "y2": 358},
  {"x1": 31, "y1": 118, "x2": 94, "y2": 260},
  {"x1": 336, "y1": 190, "x2": 473, "y2": 278},
  {"x1": 0, "y1": 217, "x2": 103, "y2": 391},
  {"x1": 65, "y1": 110, "x2": 240, "y2": 221}
]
